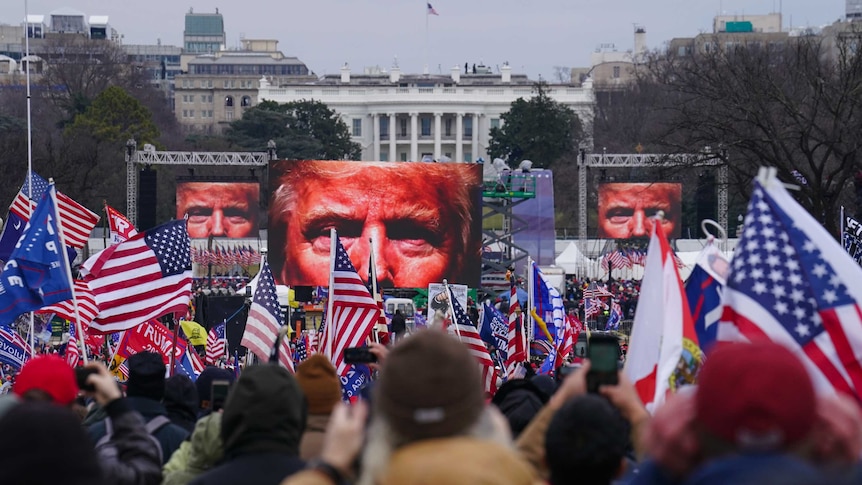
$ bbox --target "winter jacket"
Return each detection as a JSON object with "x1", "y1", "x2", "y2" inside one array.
[
  {"x1": 190, "y1": 365, "x2": 306, "y2": 485},
  {"x1": 97, "y1": 398, "x2": 164, "y2": 485},
  {"x1": 299, "y1": 414, "x2": 329, "y2": 461},
  {"x1": 162, "y1": 413, "x2": 223, "y2": 485},
  {"x1": 89, "y1": 396, "x2": 190, "y2": 464},
  {"x1": 164, "y1": 375, "x2": 200, "y2": 434},
  {"x1": 625, "y1": 453, "x2": 825, "y2": 485}
]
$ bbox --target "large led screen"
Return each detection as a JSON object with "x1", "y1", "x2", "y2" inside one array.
[
  {"x1": 597, "y1": 182, "x2": 682, "y2": 239},
  {"x1": 176, "y1": 181, "x2": 260, "y2": 238},
  {"x1": 268, "y1": 160, "x2": 483, "y2": 288}
]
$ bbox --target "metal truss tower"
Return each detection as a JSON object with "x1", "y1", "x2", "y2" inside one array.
[{"x1": 481, "y1": 173, "x2": 536, "y2": 289}]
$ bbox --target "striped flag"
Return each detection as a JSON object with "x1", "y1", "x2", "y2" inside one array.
[
  {"x1": 719, "y1": 175, "x2": 862, "y2": 402},
  {"x1": 294, "y1": 337, "x2": 308, "y2": 364},
  {"x1": 367, "y1": 249, "x2": 387, "y2": 329},
  {"x1": 38, "y1": 280, "x2": 99, "y2": 328},
  {"x1": 427, "y1": 2, "x2": 439, "y2": 15},
  {"x1": 448, "y1": 285, "x2": 497, "y2": 395},
  {"x1": 0, "y1": 328, "x2": 31, "y2": 369},
  {"x1": 505, "y1": 278, "x2": 525, "y2": 376},
  {"x1": 240, "y1": 261, "x2": 283, "y2": 362},
  {"x1": 278, "y1": 334, "x2": 294, "y2": 373},
  {"x1": 322, "y1": 234, "x2": 379, "y2": 376},
  {"x1": 205, "y1": 322, "x2": 226, "y2": 365},
  {"x1": 80, "y1": 219, "x2": 192, "y2": 334},
  {"x1": 10, "y1": 172, "x2": 99, "y2": 248},
  {"x1": 65, "y1": 322, "x2": 80, "y2": 368}
]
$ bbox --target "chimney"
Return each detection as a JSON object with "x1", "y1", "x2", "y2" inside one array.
[
  {"x1": 634, "y1": 26, "x2": 647, "y2": 60},
  {"x1": 451, "y1": 65, "x2": 460, "y2": 83},
  {"x1": 390, "y1": 66, "x2": 401, "y2": 83},
  {"x1": 501, "y1": 63, "x2": 511, "y2": 83},
  {"x1": 341, "y1": 63, "x2": 350, "y2": 83}
]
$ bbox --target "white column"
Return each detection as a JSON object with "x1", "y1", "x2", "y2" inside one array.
[
  {"x1": 471, "y1": 113, "x2": 480, "y2": 162},
  {"x1": 433, "y1": 112, "x2": 442, "y2": 160},
  {"x1": 388, "y1": 112, "x2": 396, "y2": 162},
  {"x1": 410, "y1": 112, "x2": 418, "y2": 162},
  {"x1": 372, "y1": 113, "x2": 380, "y2": 161},
  {"x1": 455, "y1": 112, "x2": 464, "y2": 162}
]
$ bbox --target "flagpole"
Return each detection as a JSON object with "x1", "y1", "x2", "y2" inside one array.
[
  {"x1": 24, "y1": 0, "x2": 37, "y2": 358},
  {"x1": 369, "y1": 237, "x2": 380, "y2": 344},
  {"x1": 443, "y1": 279, "x2": 462, "y2": 341},
  {"x1": 526, "y1": 257, "x2": 534, "y2": 342},
  {"x1": 48, "y1": 184, "x2": 88, "y2": 364},
  {"x1": 424, "y1": 3, "x2": 429, "y2": 75},
  {"x1": 326, "y1": 228, "x2": 337, "y2": 360},
  {"x1": 841, "y1": 206, "x2": 845, "y2": 242}
]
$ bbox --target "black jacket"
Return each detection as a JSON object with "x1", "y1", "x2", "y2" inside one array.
[
  {"x1": 190, "y1": 365, "x2": 306, "y2": 485},
  {"x1": 96, "y1": 398, "x2": 163, "y2": 485},
  {"x1": 391, "y1": 312, "x2": 407, "y2": 333}
]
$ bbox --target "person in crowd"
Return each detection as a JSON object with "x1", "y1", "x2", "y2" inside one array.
[
  {"x1": 492, "y1": 378, "x2": 550, "y2": 438},
  {"x1": 597, "y1": 182, "x2": 681, "y2": 239},
  {"x1": 176, "y1": 182, "x2": 259, "y2": 238},
  {"x1": 164, "y1": 374, "x2": 200, "y2": 434},
  {"x1": 190, "y1": 364, "x2": 306, "y2": 485},
  {"x1": 11, "y1": 353, "x2": 79, "y2": 408},
  {"x1": 295, "y1": 354, "x2": 343, "y2": 460},
  {"x1": 389, "y1": 310, "x2": 406, "y2": 344},
  {"x1": 195, "y1": 366, "x2": 236, "y2": 418},
  {"x1": 268, "y1": 160, "x2": 482, "y2": 288},
  {"x1": 88, "y1": 352, "x2": 190, "y2": 464},
  {"x1": 162, "y1": 413, "x2": 224, "y2": 485}
]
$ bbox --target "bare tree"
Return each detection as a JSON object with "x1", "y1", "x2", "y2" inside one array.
[{"x1": 552, "y1": 66, "x2": 572, "y2": 84}]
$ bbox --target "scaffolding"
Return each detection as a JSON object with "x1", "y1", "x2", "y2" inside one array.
[{"x1": 481, "y1": 172, "x2": 536, "y2": 292}]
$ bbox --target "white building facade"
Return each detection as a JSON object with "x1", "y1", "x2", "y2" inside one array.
[{"x1": 258, "y1": 65, "x2": 594, "y2": 162}]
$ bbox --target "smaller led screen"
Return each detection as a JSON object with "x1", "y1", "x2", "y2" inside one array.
[
  {"x1": 597, "y1": 182, "x2": 682, "y2": 239},
  {"x1": 176, "y1": 181, "x2": 260, "y2": 239}
]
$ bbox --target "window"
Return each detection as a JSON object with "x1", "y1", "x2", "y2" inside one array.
[
  {"x1": 241, "y1": 96, "x2": 252, "y2": 107},
  {"x1": 464, "y1": 117, "x2": 473, "y2": 137},
  {"x1": 225, "y1": 96, "x2": 234, "y2": 107},
  {"x1": 204, "y1": 80, "x2": 213, "y2": 88},
  {"x1": 444, "y1": 152, "x2": 451, "y2": 158},
  {"x1": 352, "y1": 119, "x2": 362, "y2": 137},
  {"x1": 421, "y1": 117, "x2": 431, "y2": 136},
  {"x1": 464, "y1": 153, "x2": 472, "y2": 162},
  {"x1": 445, "y1": 119, "x2": 452, "y2": 136},
  {"x1": 613, "y1": 66, "x2": 621, "y2": 78},
  {"x1": 225, "y1": 110, "x2": 234, "y2": 121},
  {"x1": 400, "y1": 118, "x2": 407, "y2": 137},
  {"x1": 379, "y1": 117, "x2": 389, "y2": 138},
  {"x1": 400, "y1": 152, "x2": 408, "y2": 161},
  {"x1": 380, "y1": 151, "x2": 388, "y2": 162},
  {"x1": 490, "y1": 118, "x2": 500, "y2": 130},
  {"x1": 188, "y1": 110, "x2": 195, "y2": 118}
]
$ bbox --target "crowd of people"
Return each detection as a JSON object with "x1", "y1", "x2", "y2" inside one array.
[{"x1": 2, "y1": 327, "x2": 861, "y2": 485}]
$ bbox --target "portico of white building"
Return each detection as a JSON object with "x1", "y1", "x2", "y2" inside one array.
[{"x1": 258, "y1": 64, "x2": 594, "y2": 162}]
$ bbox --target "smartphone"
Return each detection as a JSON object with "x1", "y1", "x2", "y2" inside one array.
[
  {"x1": 586, "y1": 335, "x2": 620, "y2": 393},
  {"x1": 556, "y1": 363, "x2": 581, "y2": 383},
  {"x1": 75, "y1": 367, "x2": 98, "y2": 392},
  {"x1": 210, "y1": 380, "x2": 231, "y2": 412},
  {"x1": 343, "y1": 347, "x2": 378, "y2": 364}
]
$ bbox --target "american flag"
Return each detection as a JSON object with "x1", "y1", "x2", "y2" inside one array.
[
  {"x1": 583, "y1": 281, "x2": 614, "y2": 299},
  {"x1": 278, "y1": 334, "x2": 294, "y2": 373},
  {"x1": 38, "y1": 280, "x2": 99, "y2": 329},
  {"x1": 80, "y1": 219, "x2": 192, "y2": 334},
  {"x1": 241, "y1": 261, "x2": 283, "y2": 362},
  {"x1": 65, "y1": 322, "x2": 80, "y2": 368},
  {"x1": 10, "y1": 172, "x2": 99, "y2": 248},
  {"x1": 367, "y1": 249, "x2": 387, "y2": 328},
  {"x1": 585, "y1": 297, "x2": 600, "y2": 319},
  {"x1": 719, "y1": 177, "x2": 862, "y2": 401},
  {"x1": 295, "y1": 337, "x2": 308, "y2": 364},
  {"x1": 321, "y1": 235, "x2": 379, "y2": 376},
  {"x1": 448, "y1": 285, "x2": 497, "y2": 395},
  {"x1": 427, "y1": 2, "x2": 439, "y2": 15},
  {"x1": 205, "y1": 322, "x2": 226, "y2": 365},
  {"x1": 505, "y1": 278, "x2": 525, "y2": 376}
]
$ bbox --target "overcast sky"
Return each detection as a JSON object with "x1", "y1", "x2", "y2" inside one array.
[{"x1": 8, "y1": 0, "x2": 846, "y2": 80}]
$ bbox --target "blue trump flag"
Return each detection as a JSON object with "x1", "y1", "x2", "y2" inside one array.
[
  {"x1": 0, "y1": 186, "x2": 73, "y2": 326},
  {"x1": 684, "y1": 243, "x2": 728, "y2": 351},
  {"x1": 480, "y1": 302, "x2": 509, "y2": 362}
]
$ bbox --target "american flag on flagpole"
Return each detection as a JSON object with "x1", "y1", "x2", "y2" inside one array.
[
  {"x1": 205, "y1": 322, "x2": 226, "y2": 365},
  {"x1": 367, "y1": 245, "x2": 387, "y2": 329},
  {"x1": 80, "y1": 219, "x2": 192, "y2": 334},
  {"x1": 241, "y1": 261, "x2": 283, "y2": 362},
  {"x1": 505, "y1": 277, "x2": 525, "y2": 376},
  {"x1": 10, "y1": 172, "x2": 99, "y2": 248},
  {"x1": 278, "y1": 334, "x2": 295, "y2": 373},
  {"x1": 448, "y1": 285, "x2": 498, "y2": 395},
  {"x1": 66, "y1": 322, "x2": 80, "y2": 368},
  {"x1": 294, "y1": 336, "x2": 308, "y2": 364},
  {"x1": 322, "y1": 235, "x2": 379, "y2": 376},
  {"x1": 38, "y1": 280, "x2": 99, "y2": 328},
  {"x1": 719, "y1": 173, "x2": 862, "y2": 401},
  {"x1": 427, "y1": 2, "x2": 439, "y2": 15}
]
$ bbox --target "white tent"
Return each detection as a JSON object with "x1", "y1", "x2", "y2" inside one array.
[{"x1": 555, "y1": 241, "x2": 592, "y2": 274}]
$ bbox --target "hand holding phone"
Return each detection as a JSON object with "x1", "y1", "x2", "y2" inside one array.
[
  {"x1": 75, "y1": 367, "x2": 99, "y2": 392},
  {"x1": 586, "y1": 335, "x2": 620, "y2": 393},
  {"x1": 343, "y1": 347, "x2": 378, "y2": 365}
]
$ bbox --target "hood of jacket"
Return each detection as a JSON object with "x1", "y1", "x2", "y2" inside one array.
[{"x1": 221, "y1": 364, "x2": 306, "y2": 458}]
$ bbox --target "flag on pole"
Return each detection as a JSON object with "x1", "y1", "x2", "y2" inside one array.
[
  {"x1": 278, "y1": 334, "x2": 295, "y2": 373},
  {"x1": 65, "y1": 321, "x2": 80, "y2": 368},
  {"x1": 842, "y1": 211, "x2": 862, "y2": 267},
  {"x1": 323, "y1": 236, "x2": 379, "y2": 376},
  {"x1": 205, "y1": 322, "x2": 227, "y2": 365},
  {"x1": 0, "y1": 327, "x2": 32, "y2": 369},
  {"x1": 719, "y1": 174, "x2": 862, "y2": 402},
  {"x1": 607, "y1": 300, "x2": 623, "y2": 331},
  {"x1": 0, "y1": 186, "x2": 74, "y2": 325},
  {"x1": 37, "y1": 280, "x2": 99, "y2": 329},
  {"x1": 367, "y1": 247, "x2": 386, "y2": 328},
  {"x1": 0, "y1": 213, "x2": 27, "y2": 263},
  {"x1": 684, "y1": 242, "x2": 729, "y2": 350},
  {"x1": 427, "y1": 2, "x2": 439, "y2": 15},
  {"x1": 105, "y1": 204, "x2": 138, "y2": 245},
  {"x1": 9, "y1": 172, "x2": 99, "y2": 249},
  {"x1": 505, "y1": 277, "x2": 526, "y2": 376},
  {"x1": 294, "y1": 336, "x2": 308, "y2": 364},
  {"x1": 80, "y1": 219, "x2": 192, "y2": 334},
  {"x1": 449, "y1": 285, "x2": 497, "y2": 395},
  {"x1": 480, "y1": 302, "x2": 509, "y2": 362},
  {"x1": 625, "y1": 221, "x2": 701, "y2": 413},
  {"x1": 241, "y1": 261, "x2": 283, "y2": 362}
]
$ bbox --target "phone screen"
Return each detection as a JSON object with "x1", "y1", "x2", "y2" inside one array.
[
  {"x1": 587, "y1": 336, "x2": 619, "y2": 393},
  {"x1": 211, "y1": 380, "x2": 230, "y2": 411}
]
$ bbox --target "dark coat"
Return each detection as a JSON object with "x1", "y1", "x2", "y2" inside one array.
[
  {"x1": 189, "y1": 365, "x2": 306, "y2": 485},
  {"x1": 391, "y1": 312, "x2": 407, "y2": 333}
]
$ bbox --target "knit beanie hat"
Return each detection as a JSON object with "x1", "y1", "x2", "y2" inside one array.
[
  {"x1": 14, "y1": 354, "x2": 78, "y2": 405},
  {"x1": 696, "y1": 341, "x2": 816, "y2": 451},
  {"x1": 296, "y1": 354, "x2": 341, "y2": 415},
  {"x1": 125, "y1": 352, "x2": 166, "y2": 401},
  {"x1": 375, "y1": 329, "x2": 484, "y2": 442},
  {"x1": 196, "y1": 366, "x2": 236, "y2": 408}
]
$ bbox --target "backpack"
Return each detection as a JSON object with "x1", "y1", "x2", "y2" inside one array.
[{"x1": 95, "y1": 415, "x2": 171, "y2": 464}]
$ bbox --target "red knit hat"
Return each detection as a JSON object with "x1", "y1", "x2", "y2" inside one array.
[
  {"x1": 13, "y1": 355, "x2": 78, "y2": 406},
  {"x1": 695, "y1": 341, "x2": 816, "y2": 451}
]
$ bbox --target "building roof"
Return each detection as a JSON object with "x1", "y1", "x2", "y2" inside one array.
[
  {"x1": 301, "y1": 72, "x2": 534, "y2": 87},
  {"x1": 188, "y1": 54, "x2": 306, "y2": 66},
  {"x1": 88, "y1": 15, "x2": 109, "y2": 26},
  {"x1": 49, "y1": 7, "x2": 86, "y2": 17}
]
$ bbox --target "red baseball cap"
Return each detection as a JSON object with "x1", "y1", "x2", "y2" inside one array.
[
  {"x1": 696, "y1": 341, "x2": 816, "y2": 451},
  {"x1": 13, "y1": 355, "x2": 79, "y2": 406}
]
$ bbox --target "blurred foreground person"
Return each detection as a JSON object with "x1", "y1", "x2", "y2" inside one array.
[{"x1": 295, "y1": 354, "x2": 342, "y2": 460}]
